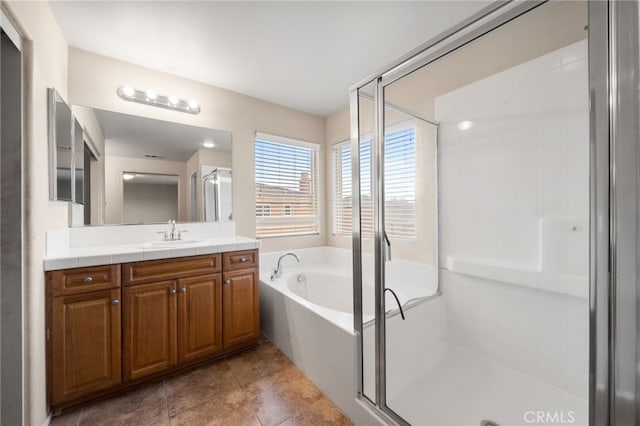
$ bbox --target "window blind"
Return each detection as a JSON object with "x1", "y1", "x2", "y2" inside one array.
[
  {"x1": 255, "y1": 134, "x2": 319, "y2": 238},
  {"x1": 332, "y1": 126, "x2": 415, "y2": 241},
  {"x1": 383, "y1": 127, "x2": 416, "y2": 240}
]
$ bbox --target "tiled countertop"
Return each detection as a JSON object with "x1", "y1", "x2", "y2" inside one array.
[{"x1": 44, "y1": 236, "x2": 260, "y2": 271}]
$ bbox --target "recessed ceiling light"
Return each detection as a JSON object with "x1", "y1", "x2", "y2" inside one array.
[
  {"x1": 168, "y1": 96, "x2": 179, "y2": 105},
  {"x1": 188, "y1": 99, "x2": 199, "y2": 109},
  {"x1": 123, "y1": 173, "x2": 136, "y2": 180},
  {"x1": 121, "y1": 86, "x2": 135, "y2": 97},
  {"x1": 146, "y1": 89, "x2": 157, "y2": 100},
  {"x1": 456, "y1": 120, "x2": 474, "y2": 131},
  {"x1": 203, "y1": 141, "x2": 215, "y2": 148}
]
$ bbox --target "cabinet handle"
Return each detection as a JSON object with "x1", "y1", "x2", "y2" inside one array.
[
  {"x1": 169, "y1": 289, "x2": 177, "y2": 295},
  {"x1": 224, "y1": 279, "x2": 231, "y2": 285},
  {"x1": 84, "y1": 276, "x2": 93, "y2": 283},
  {"x1": 112, "y1": 299, "x2": 119, "y2": 305},
  {"x1": 240, "y1": 257, "x2": 247, "y2": 263},
  {"x1": 180, "y1": 287, "x2": 186, "y2": 293}
]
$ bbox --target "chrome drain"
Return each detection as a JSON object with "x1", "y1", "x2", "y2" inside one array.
[{"x1": 480, "y1": 421, "x2": 499, "y2": 426}]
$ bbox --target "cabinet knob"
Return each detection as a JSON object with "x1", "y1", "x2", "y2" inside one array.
[
  {"x1": 224, "y1": 279, "x2": 231, "y2": 285},
  {"x1": 180, "y1": 287, "x2": 186, "y2": 293},
  {"x1": 84, "y1": 276, "x2": 93, "y2": 283},
  {"x1": 112, "y1": 299, "x2": 119, "y2": 305},
  {"x1": 240, "y1": 257, "x2": 247, "y2": 263},
  {"x1": 169, "y1": 289, "x2": 177, "y2": 295}
]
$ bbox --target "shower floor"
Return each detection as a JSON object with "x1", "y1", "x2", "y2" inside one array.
[{"x1": 386, "y1": 344, "x2": 588, "y2": 426}]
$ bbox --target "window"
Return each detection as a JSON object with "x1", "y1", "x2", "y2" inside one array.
[
  {"x1": 255, "y1": 133, "x2": 319, "y2": 238},
  {"x1": 256, "y1": 204, "x2": 271, "y2": 217},
  {"x1": 332, "y1": 125, "x2": 416, "y2": 241}
]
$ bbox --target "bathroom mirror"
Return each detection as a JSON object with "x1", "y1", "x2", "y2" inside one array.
[
  {"x1": 72, "y1": 106, "x2": 232, "y2": 225},
  {"x1": 122, "y1": 172, "x2": 179, "y2": 224},
  {"x1": 48, "y1": 88, "x2": 84, "y2": 203}
]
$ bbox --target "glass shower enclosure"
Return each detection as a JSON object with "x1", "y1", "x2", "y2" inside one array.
[
  {"x1": 349, "y1": 1, "x2": 620, "y2": 424},
  {"x1": 203, "y1": 168, "x2": 232, "y2": 222}
]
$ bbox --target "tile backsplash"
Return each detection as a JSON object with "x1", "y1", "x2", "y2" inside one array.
[{"x1": 46, "y1": 221, "x2": 236, "y2": 256}]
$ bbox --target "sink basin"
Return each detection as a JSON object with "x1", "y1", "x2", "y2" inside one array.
[{"x1": 141, "y1": 240, "x2": 204, "y2": 248}]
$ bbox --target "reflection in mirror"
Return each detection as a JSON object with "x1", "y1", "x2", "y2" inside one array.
[
  {"x1": 203, "y1": 167, "x2": 232, "y2": 222},
  {"x1": 123, "y1": 172, "x2": 179, "y2": 224},
  {"x1": 49, "y1": 89, "x2": 73, "y2": 202},
  {"x1": 74, "y1": 118, "x2": 84, "y2": 204},
  {"x1": 72, "y1": 106, "x2": 232, "y2": 225}
]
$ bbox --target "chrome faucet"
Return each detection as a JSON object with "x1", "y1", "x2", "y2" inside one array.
[
  {"x1": 158, "y1": 220, "x2": 187, "y2": 241},
  {"x1": 271, "y1": 252, "x2": 300, "y2": 280}
]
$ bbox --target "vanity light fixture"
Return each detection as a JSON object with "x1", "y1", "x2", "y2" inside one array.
[
  {"x1": 123, "y1": 173, "x2": 136, "y2": 181},
  {"x1": 121, "y1": 86, "x2": 135, "y2": 97},
  {"x1": 117, "y1": 86, "x2": 201, "y2": 115},
  {"x1": 146, "y1": 89, "x2": 158, "y2": 101},
  {"x1": 203, "y1": 141, "x2": 215, "y2": 148}
]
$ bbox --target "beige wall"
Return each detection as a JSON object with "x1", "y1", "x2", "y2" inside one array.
[
  {"x1": 105, "y1": 155, "x2": 187, "y2": 224},
  {"x1": 3, "y1": 1, "x2": 69, "y2": 424},
  {"x1": 68, "y1": 48, "x2": 326, "y2": 252}
]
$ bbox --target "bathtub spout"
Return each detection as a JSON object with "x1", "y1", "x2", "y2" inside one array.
[{"x1": 271, "y1": 252, "x2": 301, "y2": 280}]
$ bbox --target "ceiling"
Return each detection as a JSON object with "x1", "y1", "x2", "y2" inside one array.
[
  {"x1": 93, "y1": 108, "x2": 232, "y2": 161},
  {"x1": 50, "y1": 1, "x2": 490, "y2": 117}
]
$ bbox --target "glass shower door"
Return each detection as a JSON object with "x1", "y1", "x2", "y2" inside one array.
[{"x1": 353, "y1": 1, "x2": 591, "y2": 425}]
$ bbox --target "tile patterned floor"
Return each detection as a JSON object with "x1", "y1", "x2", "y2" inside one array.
[{"x1": 52, "y1": 338, "x2": 352, "y2": 426}]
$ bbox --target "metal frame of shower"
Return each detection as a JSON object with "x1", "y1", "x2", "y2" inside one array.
[{"x1": 349, "y1": 0, "x2": 630, "y2": 424}]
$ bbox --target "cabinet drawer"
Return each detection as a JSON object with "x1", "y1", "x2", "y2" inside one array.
[
  {"x1": 223, "y1": 250, "x2": 258, "y2": 271},
  {"x1": 123, "y1": 254, "x2": 221, "y2": 286},
  {"x1": 49, "y1": 265, "x2": 120, "y2": 296}
]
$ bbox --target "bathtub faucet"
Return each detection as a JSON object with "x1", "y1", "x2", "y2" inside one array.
[{"x1": 271, "y1": 252, "x2": 301, "y2": 280}]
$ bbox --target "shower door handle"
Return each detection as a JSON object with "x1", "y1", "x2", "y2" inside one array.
[{"x1": 384, "y1": 231, "x2": 392, "y2": 262}]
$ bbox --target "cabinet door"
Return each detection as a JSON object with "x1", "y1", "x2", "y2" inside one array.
[
  {"x1": 177, "y1": 274, "x2": 223, "y2": 363},
  {"x1": 123, "y1": 281, "x2": 177, "y2": 381},
  {"x1": 223, "y1": 268, "x2": 260, "y2": 348},
  {"x1": 51, "y1": 288, "x2": 121, "y2": 405}
]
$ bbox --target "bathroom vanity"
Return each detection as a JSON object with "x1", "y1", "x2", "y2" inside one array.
[{"x1": 45, "y1": 246, "x2": 259, "y2": 411}]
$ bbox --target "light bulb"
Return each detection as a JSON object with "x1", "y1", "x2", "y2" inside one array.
[
  {"x1": 188, "y1": 99, "x2": 199, "y2": 109},
  {"x1": 146, "y1": 89, "x2": 157, "y2": 100},
  {"x1": 203, "y1": 141, "x2": 215, "y2": 148},
  {"x1": 121, "y1": 86, "x2": 134, "y2": 97},
  {"x1": 168, "y1": 96, "x2": 179, "y2": 105},
  {"x1": 123, "y1": 173, "x2": 136, "y2": 180},
  {"x1": 456, "y1": 120, "x2": 474, "y2": 131}
]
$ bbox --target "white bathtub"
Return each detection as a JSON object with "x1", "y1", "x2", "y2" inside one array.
[{"x1": 259, "y1": 246, "x2": 438, "y2": 425}]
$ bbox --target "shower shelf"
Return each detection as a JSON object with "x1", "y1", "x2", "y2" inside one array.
[{"x1": 445, "y1": 256, "x2": 587, "y2": 299}]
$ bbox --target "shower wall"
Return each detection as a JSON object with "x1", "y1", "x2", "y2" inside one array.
[{"x1": 436, "y1": 39, "x2": 589, "y2": 398}]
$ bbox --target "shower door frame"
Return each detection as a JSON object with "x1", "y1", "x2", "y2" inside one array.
[{"x1": 349, "y1": 0, "x2": 615, "y2": 424}]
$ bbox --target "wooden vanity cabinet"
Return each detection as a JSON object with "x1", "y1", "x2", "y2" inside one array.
[
  {"x1": 47, "y1": 250, "x2": 259, "y2": 409},
  {"x1": 223, "y1": 267, "x2": 260, "y2": 348},
  {"x1": 123, "y1": 280, "x2": 177, "y2": 381},
  {"x1": 122, "y1": 255, "x2": 222, "y2": 380},
  {"x1": 47, "y1": 267, "x2": 121, "y2": 406},
  {"x1": 177, "y1": 274, "x2": 223, "y2": 363}
]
